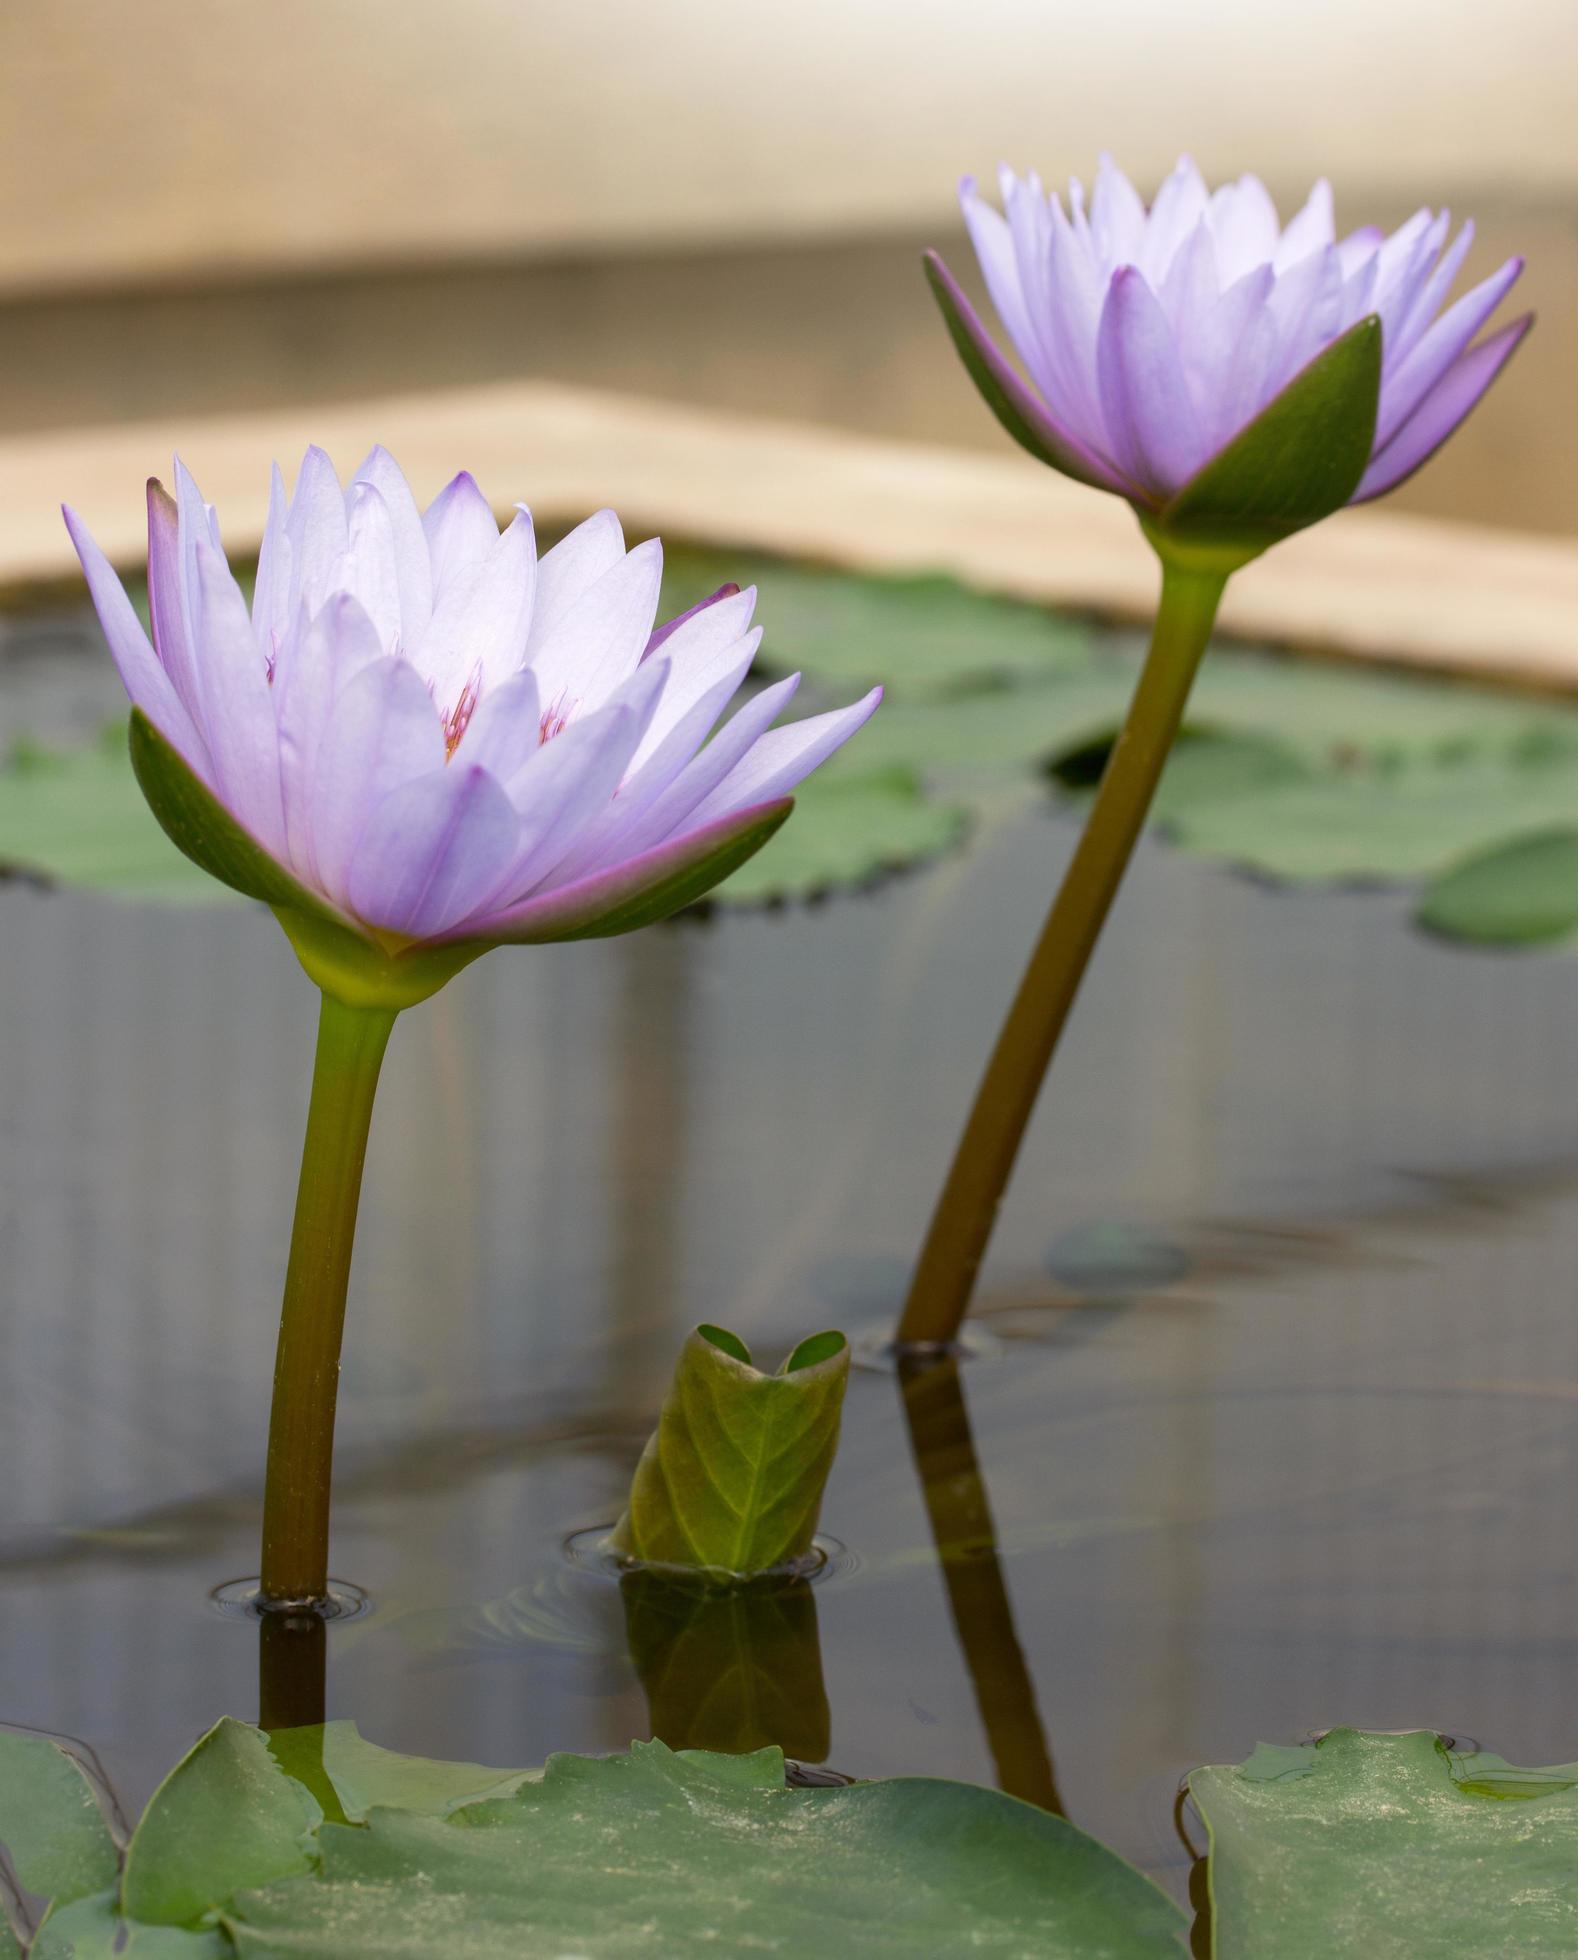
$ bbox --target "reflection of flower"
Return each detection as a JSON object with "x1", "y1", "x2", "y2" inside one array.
[
  {"x1": 66, "y1": 448, "x2": 880, "y2": 950},
  {"x1": 932, "y1": 156, "x2": 1529, "y2": 512}
]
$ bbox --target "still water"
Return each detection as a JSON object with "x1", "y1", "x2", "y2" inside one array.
[{"x1": 3, "y1": 612, "x2": 1578, "y2": 1905}]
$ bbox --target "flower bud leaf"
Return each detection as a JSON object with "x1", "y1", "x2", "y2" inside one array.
[
  {"x1": 609, "y1": 1325, "x2": 851, "y2": 1579},
  {"x1": 128, "y1": 710, "x2": 340, "y2": 925},
  {"x1": 1158, "y1": 315, "x2": 1382, "y2": 557},
  {"x1": 924, "y1": 251, "x2": 1130, "y2": 495}
]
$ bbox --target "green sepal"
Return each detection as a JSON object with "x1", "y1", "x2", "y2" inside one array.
[
  {"x1": 128, "y1": 712, "x2": 339, "y2": 923},
  {"x1": 923, "y1": 251, "x2": 1120, "y2": 493},
  {"x1": 609, "y1": 1325, "x2": 851, "y2": 1578},
  {"x1": 1153, "y1": 315, "x2": 1382, "y2": 564},
  {"x1": 272, "y1": 907, "x2": 490, "y2": 1012},
  {"x1": 484, "y1": 799, "x2": 795, "y2": 944}
]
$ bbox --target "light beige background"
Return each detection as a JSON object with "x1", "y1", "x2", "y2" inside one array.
[
  {"x1": 1, "y1": 0, "x2": 1574, "y2": 533},
  {"x1": 4, "y1": 0, "x2": 1576, "y2": 291}
]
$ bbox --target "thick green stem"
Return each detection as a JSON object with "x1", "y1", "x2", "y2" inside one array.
[
  {"x1": 896, "y1": 554, "x2": 1229, "y2": 1349},
  {"x1": 260, "y1": 991, "x2": 397, "y2": 1604}
]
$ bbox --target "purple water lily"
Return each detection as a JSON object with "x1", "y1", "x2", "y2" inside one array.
[
  {"x1": 932, "y1": 155, "x2": 1529, "y2": 511},
  {"x1": 64, "y1": 448, "x2": 881, "y2": 1613},
  {"x1": 65, "y1": 448, "x2": 879, "y2": 949},
  {"x1": 899, "y1": 158, "x2": 1533, "y2": 1354}
]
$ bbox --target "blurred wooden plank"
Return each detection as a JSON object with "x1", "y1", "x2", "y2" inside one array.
[{"x1": 0, "y1": 379, "x2": 1574, "y2": 692}]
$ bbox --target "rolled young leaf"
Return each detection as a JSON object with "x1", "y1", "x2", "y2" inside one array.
[{"x1": 608, "y1": 1326, "x2": 850, "y2": 1577}]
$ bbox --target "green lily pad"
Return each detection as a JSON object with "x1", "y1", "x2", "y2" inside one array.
[
  {"x1": 662, "y1": 546, "x2": 1096, "y2": 700},
  {"x1": 121, "y1": 1718, "x2": 318, "y2": 1929},
  {"x1": 266, "y1": 1724, "x2": 530, "y2": 1824},
  {"x1": 0, "y1": 734, "x2": 235, "y2": 903},
  {"x1": 1416, "y1": 828, "x2": 1578, "y2": 946},
  {"x1": 1189, "y1": 1728, "x2": 1578, "y2": 1958},
  {"x1": 25, "y1": 552, "x2": 1578, "y2": 922},
  {"x1": 31, "y1": 1890, "x2": 228, "y2": 1957},
  {"x1": 1161, "y1": 752, "x2": 1578, "y2": 884},
  {"x1": 229, "y1": 1737, "x2": 1186, "y2": 1957},
  {"x1": 609, "y1": 1325, "x2": 851, "y2": 1576},
  {"x1": 714, "y1": 766, "x2": 970, "y2": 905},
  {"x1": 0, "y1": 1722, "x2": 1187, "y2": 1957},
  {"x1": 0, "y1": 1730, "x2": 120, "y2": 1908}
]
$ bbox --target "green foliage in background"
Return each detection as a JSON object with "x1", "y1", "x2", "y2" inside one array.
[
  {"x1": 9, "y1": 547, "x2": 1578, "y2": 939},
  {"x1": 608, "y1": 1325, "x2": 850, "y2": 1577},
  {"x1": 0, "y1": 1720, "x2": 1186, "y2": 1958},
  {"x1": 1188, "y1": 1728, "x2": 1578, "y2": 1959}
]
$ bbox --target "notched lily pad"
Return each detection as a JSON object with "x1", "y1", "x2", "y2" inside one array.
[
  {"x1": 1189, "y1": 1727, "x2": 1578, "y2": 1959},
  {"x1": 229, "y1": 1737, "x2": 1187, "y2": 1958}
]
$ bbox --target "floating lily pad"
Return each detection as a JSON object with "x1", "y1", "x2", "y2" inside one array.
[
  {"x1": 18, "y1": 550, "x2": 1578, "y2": 926},
  {"x1": 0, "y1": 1730, "x2": 120, "y2": 1908},
  {"x1": 1189, "y1": 1728, "x2": 1578, "y2": 1959},
  {"x1": 714, "y1": 766, "x2": 970, "y2": 906},
  {"x1": 121, "y1": 1719, "x2": 317, "y2": 1929},
  {"x1": 230, "y1": 1736, "x2": 1186, "y2": 1957},
  {"x1": 663, "y1": 546, "x2": 1096, "y2": 700},
  {"x1": 1161, "y1": 753, "x2": 1578, "y2": 885},
  {"x1": 1416, "y1": 828, "x2": 1578, "y2": 947},
  {"x1": 0, "y1": 1721, "x2": 1187, "y2": 1958},
  {"x1": 0, "y1": 735, "x2": 236, "y2": 903}
]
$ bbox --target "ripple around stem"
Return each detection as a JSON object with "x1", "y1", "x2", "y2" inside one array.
[{"x1": 209, "y1": 1576, "x2": 372, "y2": 1623}]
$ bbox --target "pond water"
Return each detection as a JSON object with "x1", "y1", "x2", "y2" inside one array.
[{"x1": 3, "y1": 602, "x2": 1578, "y2": 1913}]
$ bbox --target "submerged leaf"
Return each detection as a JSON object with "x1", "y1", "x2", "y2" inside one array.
[
  {"x1": 609, "y1": 1325, "x2": 851, "y2": 1576},
  {"x1": 1416, "y1": 828, "x2": 1578, "y2": 946},
  {"x1": 121, "y1": 1718, "x2": 318, "y2": 1929},
  {"x1": 230, "y1": 1738, "x2": 1187, "y2": 1957},
  {"x1": 1189, "y1": 1728, "x2": 1578, "y2": 1958}
]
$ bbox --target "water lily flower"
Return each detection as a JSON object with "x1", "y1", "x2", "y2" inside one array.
[
  {"x1": 899, "y1": 159, "x2": 1532, "y2": 1350},
  {"x1": 928, "y1": 156, "x2": 1530, "y2": 556},
  {"x1": 63, "y1": 449, "x2": 880, "y2": 1608},
  {"x1": 65, "y1": 449, "x2": 879, "y2": 999}
]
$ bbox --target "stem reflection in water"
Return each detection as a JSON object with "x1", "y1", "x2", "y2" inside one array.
[
  {"x1": 257, "y1": 1608, "x2": 327, "y2": 1734},
  {"x1": 897, "y1": 1348, "x2": 1064, "y2": 1815}
]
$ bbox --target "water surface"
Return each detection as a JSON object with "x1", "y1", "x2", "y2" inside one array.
[{"x1": 3, "y1": 608, "x2": 1578, "y2": 1902}]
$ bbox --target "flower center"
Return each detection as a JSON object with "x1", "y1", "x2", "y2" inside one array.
[
  {"x1": 441, "y1": 664, "x2": 484, "y2": 760},
  {"x1": 539, "y1": 693, "x2": 577, "y2": 746}
]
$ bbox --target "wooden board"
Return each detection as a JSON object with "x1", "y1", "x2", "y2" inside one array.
[{"x1": 2, "y1": 379, "x2": 1574, "y2": 692}]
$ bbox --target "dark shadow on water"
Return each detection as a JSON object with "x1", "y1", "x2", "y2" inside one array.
[{"x1": 896, "y1": 1348, "x2": 1065, "y2": 1816}]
